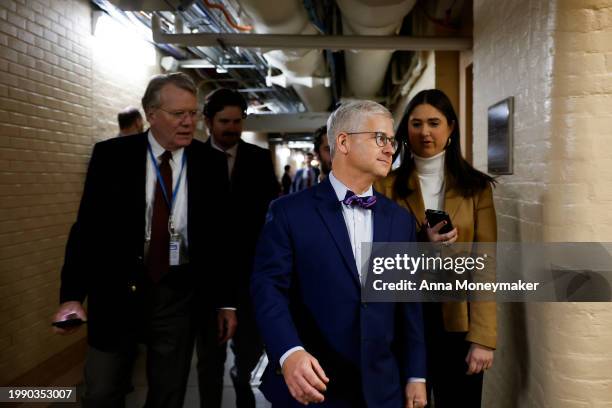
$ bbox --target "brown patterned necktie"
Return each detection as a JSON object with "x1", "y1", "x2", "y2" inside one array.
[{"x1": 147, "y1": 150, "x2": 173, "y2": 282}]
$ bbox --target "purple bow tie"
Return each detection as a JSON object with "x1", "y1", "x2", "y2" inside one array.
[{"x1": 342, "y1": 190, "x2": 377, "y2": 209}]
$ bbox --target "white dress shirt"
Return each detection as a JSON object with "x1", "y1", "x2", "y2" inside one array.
[
  {"x1": 145, "y1": 131, "x2": 189, "y2": 263},
  {"x1": 329, "y1": 171, "x2": 373, "y2": 280},
  {"x1": 210, "y1": 136, "x2": 238, "y2": 179}
]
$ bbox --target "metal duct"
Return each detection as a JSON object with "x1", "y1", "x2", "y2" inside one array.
[
  {"x1": 336, "y1": 0, "x2": 417, "y2": 98},
  {"x1": 237, "y1": 0, "x2": 331, "y2": 112}
]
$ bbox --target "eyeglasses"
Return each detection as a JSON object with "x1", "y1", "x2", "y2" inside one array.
[
  {"x1": 158, "y1": 108, "x2": 201, "y2": 121},
  {"x1": 345, "y1": 131, "x2": 398, "y2": 150}
]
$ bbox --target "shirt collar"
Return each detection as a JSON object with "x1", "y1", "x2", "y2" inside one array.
[
  {"x1": 329, "y1": 171, "x2": 373, "y2": 202},
  {"x1": 210, "y1": 135, "x2": 239, "y2": 157},
  {"x1": 147, "y1": 130, "x2": 184, "y2": 162}
]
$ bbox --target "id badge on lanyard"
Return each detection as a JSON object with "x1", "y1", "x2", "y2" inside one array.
[
  {"x1": 169, "y1": 218, "x2": 181, "y2": 266},
  {"x1": 148, "y1": 144, "x2": 186, "y2": 266}
]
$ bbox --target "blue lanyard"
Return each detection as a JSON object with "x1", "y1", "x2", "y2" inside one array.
[{"x1": 147, "y1": 143, "x2": 186, "y2": 213}]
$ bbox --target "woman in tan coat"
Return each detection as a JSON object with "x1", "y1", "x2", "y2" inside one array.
[{"x1": 376, "y1": 89, "x2": 496, "y2": 407}]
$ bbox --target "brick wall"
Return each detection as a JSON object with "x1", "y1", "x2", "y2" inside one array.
[
  {"x1": 0, "y1": 0, "x2": 161, "y2": 384},
  {"x1": 474, "y1": 0, "x2": 612, "y2": 406}
]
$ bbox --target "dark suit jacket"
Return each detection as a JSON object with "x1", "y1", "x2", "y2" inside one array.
[
  {"x1": 251, "y1": 178, "x2": 426, "y2": 408},
  {"x1": 290, "y1": 167, "x2": 320, "y2": 192},
  {"x1": 59, "y1": 132, "x2": 233, "y2": 351},
  {"x1": 203, "y1": 139, "x2": 279, "y2": 306}
]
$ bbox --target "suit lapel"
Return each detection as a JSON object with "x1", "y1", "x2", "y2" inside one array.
[
  {"x1": 314, "y1": 180, "x2": 361, "y2": 288},
  {"x1": 127, "y1": 133, "x2": 149, "y2": 257},
  {"x1": 185, "y1": 143, "x2": 201, "y2": 252},
  {"x1": 403, "y1": 172, "x2": 426, "y2": 229},
  {"x1": 372, "y1": 191, "x2": 392, "y2": 243},
  {"x1": 230, "y1": 140, "x2": 246, "y2": 191},
  {"x1": 444, "y1": 188, "x2": 463, "y2": 222}
]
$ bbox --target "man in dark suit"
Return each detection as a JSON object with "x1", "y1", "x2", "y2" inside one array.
[
  {"x1": 196, "y1": 88, "x2": 279, "y2": 408},
  {"x1": 252, "y1": 100, "x2": 428, "y2": 408},
  {"x1": 291, "y1": 152, "x2": 320, "y2": 192},
  {"x1": 52, "y1": 73, "x2": 236, "y2": 408},
  {"x1": 281, "y1": 164, "x2": 292, "y2": 195}
]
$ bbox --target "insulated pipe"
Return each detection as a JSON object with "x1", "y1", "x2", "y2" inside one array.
[
  {"x1": 237, "y1": 0, "x2": 331, "y2": 112},
  {"x1": 150, "y1": 29, "x2": 473, "y2": 50},
  {"x1": 336, "y1": 0, "x2": 417, "y2": 98}
]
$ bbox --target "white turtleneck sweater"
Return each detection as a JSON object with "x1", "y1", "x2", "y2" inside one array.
[{"x1": 414, "y1": 151, "x2": 446, "y2": 211}]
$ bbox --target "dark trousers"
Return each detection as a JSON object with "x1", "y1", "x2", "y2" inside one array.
[
  {"x1": 81, "y1": 268, "x2": 196, "y2": 408},
  {"x1": 196, "y1": 305, "x2": 264, "y2": 408},
  {"x1": 423, "y1": 303, "x2": 483, "y2": 408}
]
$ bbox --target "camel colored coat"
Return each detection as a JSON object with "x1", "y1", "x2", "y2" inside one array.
[{"x1": 375, "y1": 172, "x2": 497, "y2": 348}]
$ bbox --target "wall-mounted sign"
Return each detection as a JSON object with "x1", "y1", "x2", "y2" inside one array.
[{"x1": 487, "y1": 97, "x2": 514, "y2": 175}]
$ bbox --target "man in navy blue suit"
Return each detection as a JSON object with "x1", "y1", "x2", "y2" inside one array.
[{"x1": 252, "y1": 100, "x2": 427, "y2": 408}]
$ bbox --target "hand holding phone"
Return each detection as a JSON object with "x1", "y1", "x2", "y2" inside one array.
[
  {"x1": 52, "y1": 313, "x2": 85, "y2": 329},
  {"x1": 52, "y1": 302, "x2": 87, "y2": 334},
  {"x1": 425, "y1": 209, "x2": 454, "y2": 234}
]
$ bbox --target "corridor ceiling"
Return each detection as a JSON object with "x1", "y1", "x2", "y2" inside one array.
[{"x1": 94, "y1": 0, "x2": 472, "y2": 133}]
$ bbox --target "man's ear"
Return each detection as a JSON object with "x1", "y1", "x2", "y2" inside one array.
[
  {"x1": 336, "y1": 132, "x2": 349, "y2": 154},
  {"x1": 144, "y1": 109, "x2": 154, "y2": 123}
]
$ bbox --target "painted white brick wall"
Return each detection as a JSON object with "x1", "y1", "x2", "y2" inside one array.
[
  {"x1": 0, "y1": 0, "x2": 162, "y2": 383},
  {"x1": 474, "y1": 0, "x2": 612, "y2": 406}
]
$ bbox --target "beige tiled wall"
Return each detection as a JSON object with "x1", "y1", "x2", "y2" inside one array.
[
  {"x1": 0, "y1": 0, "x2": 161, "y2": 384},
  {"x1": 474, "y1": 0, "x2": 612, "y2": 406}
]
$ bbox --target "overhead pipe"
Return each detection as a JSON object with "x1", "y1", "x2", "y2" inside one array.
[
  {"x1": 336, "y1": 0, "x2": 417, "y2": 98},
  {"x1": 231, "y1": 0, "x2": 331, "y2": 112},
  {"x1": 150, "y1": 26, "x2": 472, "y2": 50},
  {"x1": 202, "y1": 0, "x2": 253, "y2": 31}
]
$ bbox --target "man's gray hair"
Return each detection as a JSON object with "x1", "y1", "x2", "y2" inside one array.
[
  {"x1": 326, "y1": 100, "x2": 393, "y2": 156},
  {"x1": 141, "y1": 72, "x2": 197, "y2": 113}
]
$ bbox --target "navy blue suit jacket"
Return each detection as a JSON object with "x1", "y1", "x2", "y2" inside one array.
[{"x1": 251, "y1": 178, "x2": 426, "y2": 407}]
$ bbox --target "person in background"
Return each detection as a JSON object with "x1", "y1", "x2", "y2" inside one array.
[
  {"x1": 291, "y1": 152, "x2": 320, "y2": 192},
  {"x1": 281, "y1": 164, "x2": 292, "y2": 195},
  {"x1": 117, "y1": 106, "x2": 144, "y2": 136},
  {"x1": 376, "y1": 89, "x2": 497, "y2": 408},
  {"x1": 52, "y1": 73, "x2": 236, "y2": 408},
  {"x1": 252, "y1": 100, "x2": 427, "y2": 408},
  {"x1": 313, "y1": 125, "x2": 332, "y2": 180},
  {"x1": 198, "y1": 87, "x2": 280, "y2": 408}
]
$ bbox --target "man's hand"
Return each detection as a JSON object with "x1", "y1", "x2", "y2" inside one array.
[
  {"x1": 52, "y1": 301, "x2": 87, "y2": 335},
  {"x1": 465, "y1": 343, "x2": 494, "y2": 374},
  {"x1": 405, "y1": 381, "x2": 427, "y2": 408},
  {"x1": 282, "y1": 350, "x2": 329, "y2": 405},
  {"x1": 217, "y1": 309, "x2": 237, "y2": 343},
  {"x1": 406, "y1": 382, "x2": 427, "y2": 408}
]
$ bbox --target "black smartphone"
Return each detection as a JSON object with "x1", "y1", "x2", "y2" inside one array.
[
  {"x1": 52, "y1": 313, "x2": 85, "y2": 329},
  {"x1": 425, "y1": 209, "x2": 454, "y2": 234}
]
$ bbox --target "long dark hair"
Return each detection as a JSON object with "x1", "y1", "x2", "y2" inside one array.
[{"x1": 393, "y1": 89, "x2": 495, "y2": 198}]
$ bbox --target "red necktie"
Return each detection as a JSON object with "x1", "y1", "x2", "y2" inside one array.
[{"x1": 147, "y1": 150, "x2": 173, "y2": 282}]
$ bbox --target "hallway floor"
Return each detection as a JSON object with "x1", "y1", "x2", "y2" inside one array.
[{"x1": 125, "y1": 344, "x2": 272, "y2": 408}]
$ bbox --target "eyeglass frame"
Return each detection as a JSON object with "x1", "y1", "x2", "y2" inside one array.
[
  {"x1": 344, "y1": 131, "x2": 398, "y2": 150},
  {"x1": 157, "y1": 107, "x2": 201, "y2": 121}
]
